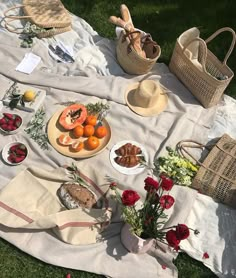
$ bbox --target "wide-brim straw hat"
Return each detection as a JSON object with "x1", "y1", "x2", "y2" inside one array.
[{"x1": 125, "y1": 79, "x2": 168, "y2": 116}]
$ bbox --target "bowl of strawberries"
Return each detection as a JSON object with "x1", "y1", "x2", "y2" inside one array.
[
  {"x1": 0, "y1": 113, "x2": 23, "y2": 135},
  {"x1": 2, "y1": 142, "x2": 28, "y2": 165}
]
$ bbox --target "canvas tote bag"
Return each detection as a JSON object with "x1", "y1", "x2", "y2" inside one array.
[
  {"x1": 0, "y1": 166, "x2": 114, "y2": 245},
  {"x1": 4, "y1": 0, "x2": 71, "y2": 38}
]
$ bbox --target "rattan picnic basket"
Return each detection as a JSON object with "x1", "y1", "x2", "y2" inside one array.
[
  {"x1": 4, "y1": 0, "x2": 71, "y2": 38},
  {"x1": 177, "y1": 134, "x2": 236, "y2": 208},
  {"x1": 117, "y1": 30, "x2": 161, "y2": 75},
  {"x1": 169, "y1": 27, "x2": 236, "y2": 108}
]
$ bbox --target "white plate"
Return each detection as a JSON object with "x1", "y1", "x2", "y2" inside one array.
[
  {"x1": 110, "y1": 140, "x2": 148, "y2": 175},
  {"x1": 2, "y1": 141, "x2": 28, "y2": 166}
]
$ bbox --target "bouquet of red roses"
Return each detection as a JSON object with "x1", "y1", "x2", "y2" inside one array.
[{"x1": 110, "y1": 174, "x2": 199, "y2": 251}]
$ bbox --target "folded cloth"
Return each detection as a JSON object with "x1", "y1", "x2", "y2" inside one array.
[{"x1": 0, "y1": 166, "x2": 113, "y2": 245}]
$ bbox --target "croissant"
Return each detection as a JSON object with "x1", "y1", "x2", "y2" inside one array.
[
  {"x1": 115, "y1": 155, "x2": 140, "y2": 168},
  {"x1": 115, "y1": 143, "x2": 141, "y2": 156}
]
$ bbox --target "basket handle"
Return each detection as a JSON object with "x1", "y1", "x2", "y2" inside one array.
[
  {"x1": 4, "y1": 17, "x2": 25, "y2": 34},
  {"x1": 4, "y1": 5, "x2": 32, "y2": 20},
  {"x1": 176, "y1": 140, "x2": 205, "y2": 166},
  {"x1": 205, "y1": 27, "x2": 236, "y2": 65},
  {"x1": 182, "y1": 38, "x2": 207, "y2": 73},
  {"x1": 3, "y1": 5, "x2": 33, "y2": 34}
]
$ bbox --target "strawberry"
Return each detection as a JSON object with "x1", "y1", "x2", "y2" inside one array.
[
  {"x1": 1, "y1": 124, "x2": 8, "y2": 130},
  {"x1": 3, "y1": 113, "x2": 13, "y2": 120},
  {"x1": 9, "y1": 144, "x2": 18, "y2": 152},
  {"x1": 14, "y1": 156, "x2": 25, "y2": 163},
  {"x1": 0, "y1": 118, "x2": 6, "y2": 125},
  {"x1": 8, "y1": 153, "x2": 16, "y2": 163},
  {"x1": 9, "y1": 125, "x2": 17, "y2": 131},
  {"x1": 14, "y1": 117, "x2": 22, "y2": 127},
  {"x1": 15, "y1": 148, "x2": 26, "y2": 156},
  {"x1": 7, "y1": 120, "x2": 14, "y2": 126}
]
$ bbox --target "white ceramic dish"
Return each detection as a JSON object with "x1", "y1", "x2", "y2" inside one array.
[
  {"x1": 2, "y1": 141, "x2": 28, "y2": 166},
  {"x1": 0, "y1": 113, "x2": 23, "y2": 135},
  {"x1": 109, "y1": 140, "x2": 148, "y2": 175}
]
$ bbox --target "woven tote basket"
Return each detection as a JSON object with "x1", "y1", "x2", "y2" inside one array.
[
  {"x1": 4, "y1": 0, "x2": 71, "y2": 38},
  {"x1": 116, "y1": 30, "x2": 161, "y2": 75},
  {"x1": 177, "y1": 134, "x2": 236, "y2": 208},
  {"x1": 169, "y1": 27, "x2": 236, "y2": 108}
]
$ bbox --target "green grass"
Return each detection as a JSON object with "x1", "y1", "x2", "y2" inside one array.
[{"x1": 1, "y1": 0, "x2": 235, "y2": 277}]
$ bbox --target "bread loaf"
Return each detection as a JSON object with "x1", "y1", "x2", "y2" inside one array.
[{"x1": 57, "y1": 182, "x2": 97, "y2": 209}]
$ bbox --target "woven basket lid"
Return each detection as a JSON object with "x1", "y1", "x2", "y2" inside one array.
[{"x1": 23, "y1": 0, "x2": 71, "y2": 28}]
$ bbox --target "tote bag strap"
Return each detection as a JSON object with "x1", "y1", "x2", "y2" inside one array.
[{"x1": 205, "y1": 27, "x2": 236, "y2": 65}]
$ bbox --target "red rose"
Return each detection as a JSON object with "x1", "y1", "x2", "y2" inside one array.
[
  {"x1": 121, "y1": 190, "x2": 140, "y2": 206},
  {"x1": 144, "y1": 177, "x2": 159, "y2": 192},
  {"x1": 176, "y1": 224, "x2": 190, "y2": 240},
  {"x1": 166, "y1": 230, "x2": 180, "y2": 248},
  {"x1": 159, "y1": 195, "x2": 175, "y2": 209},
  {"x1": 160, "y1": 175, "x2": 174, "y2": 191}
]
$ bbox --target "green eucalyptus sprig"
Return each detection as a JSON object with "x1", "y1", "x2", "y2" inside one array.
[
  {"x1": 66, "y1": 163, "x2": 92, "y2": 189},
  {"x1": 24, "y1": 108, "x2": 49, "y2": 150},
  {"x1": 85, "y1": 102, "x2": 110, "y2": 121}
]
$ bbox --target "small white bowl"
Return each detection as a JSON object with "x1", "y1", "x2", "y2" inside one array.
[
  {"x1": 2, "y1": 141, "x2": 28, "y2": 166},
  {"x1": 0, "y1": 113, "x2": 23, "y2": 135}
]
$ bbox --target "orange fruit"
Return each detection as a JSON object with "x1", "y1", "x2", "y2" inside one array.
[
  {"x1": 58, "y1": 134, "x2": 73, "y2": 145},
  {"x1": 86, "y1": 136, "x2": 100, "y2": 150},
  {"x1": 83, "y1": 124, "x2": 95, "y2": 137},
  {"x1": 95, "y1": 126, "x2": 107, "y2": 138},
  {"x1": 71, "y1": 141, "x2": 84, "y2": 152},
  {"x1": 85, "y1": 115, "x2": 97, "y2": 126},
  {"x1": 73, "y1": 125, "x2": 84, "y2": 138}
]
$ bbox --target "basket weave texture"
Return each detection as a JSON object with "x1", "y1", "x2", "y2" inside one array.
[
  {"x1": 23, "y1": 0, "x2": 71, "y2": 28},
  {"x1": 117, "y1": 30, "x2": 161, "y2": 75},
  {"x1": 169, "y1": 27, "x2": 236, "y2": 108},
  {"x1": 177, "y1": 134, "x2": 236, "y2": 208},
  {"x1": 4, "y1": 0, "x2": 71, "y2": 38}
]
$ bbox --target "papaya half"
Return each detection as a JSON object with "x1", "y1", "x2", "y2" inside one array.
[{"x1": 59, "y1": 104, "x2": 87, "y2": 130}]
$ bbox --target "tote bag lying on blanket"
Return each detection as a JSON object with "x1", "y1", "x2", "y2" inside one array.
[
  {"x1": 4, "y1": 0, "x2": 71, "y2": 38},
  {"x1": 0, "y1": 166, "x2": 113, "y2": 245},
  {"x1": 177, "y1": 134, "x2": 236, "y2": 208}
]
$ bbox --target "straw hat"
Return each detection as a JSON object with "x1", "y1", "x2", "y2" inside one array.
[{"x1": 125, "y1": 80, "x2": 168, "y2": 116}]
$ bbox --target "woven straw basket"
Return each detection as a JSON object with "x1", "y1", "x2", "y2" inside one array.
[
  {"x1": 177, "y1": 134, "x2": 236, "y2": 208},
  {"x1": 117, "y1": 30, "x2": 161, "y2": 75},
  {"x1": 4, "y1": 0, "x2": 71, "y2": 38},
  {"x1": 169, "y1": 27, "x2": 236, "y2": 108}
]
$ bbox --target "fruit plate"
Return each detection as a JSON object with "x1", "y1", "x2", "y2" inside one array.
[
  {"x1": 109, "y1": 140, "x2": 148, "y2": 175},
  {"x1": 47, "y1": 108, "x2": 111, "y2": 158}
]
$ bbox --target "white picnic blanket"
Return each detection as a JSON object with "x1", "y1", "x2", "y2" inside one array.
[{"x1": 0, "y1": 1, "x2": 235, "y2": 277}]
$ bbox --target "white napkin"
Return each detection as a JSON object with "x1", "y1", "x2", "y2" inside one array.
[{"x1": 16, "y1": 53, "x2": 41, "y2": 74}]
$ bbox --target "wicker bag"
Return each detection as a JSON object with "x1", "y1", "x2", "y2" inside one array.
[
  {"x1": 116, "y1": 30, "x2": 161, "y2": 75},
  {"x1": 4, "y1": 0, "x2": 71, "y2": 38},
  {"x1": 177, "y1": 134, "x2": 236, "y2": 208},
  {"x1": 169, "y1": 27, "x2": 236, "y2": 108}
]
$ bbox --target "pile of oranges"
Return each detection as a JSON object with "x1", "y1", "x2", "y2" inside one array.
[{"x1": 58, "y1": 114, "x2": 108, "y2": 152}]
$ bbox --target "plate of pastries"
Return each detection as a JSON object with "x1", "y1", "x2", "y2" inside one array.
[{"x1": 109, "y1": 140, "x2": 148, "y2": 175}]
